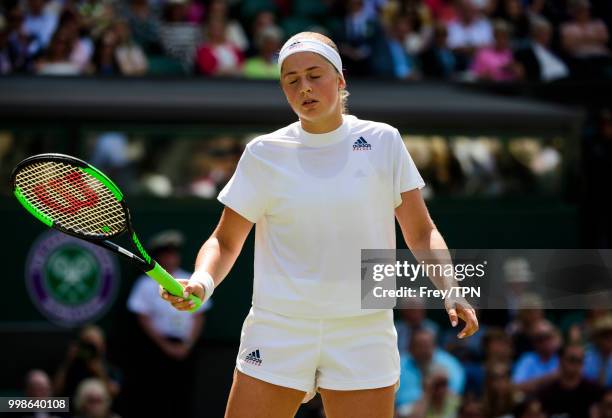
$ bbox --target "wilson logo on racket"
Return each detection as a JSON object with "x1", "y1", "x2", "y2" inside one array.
[{"x1": 33, "y1": 171, "x2": 99, "y2": 215}]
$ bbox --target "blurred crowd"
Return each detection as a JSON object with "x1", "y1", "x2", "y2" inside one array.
[{"x1": 0, "y1": 0, "x2": 611, "y2": 81}]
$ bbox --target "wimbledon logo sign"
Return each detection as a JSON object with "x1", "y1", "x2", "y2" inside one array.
[{"x1": 26, "y1": 230, "x2": 120, "y2": 326}]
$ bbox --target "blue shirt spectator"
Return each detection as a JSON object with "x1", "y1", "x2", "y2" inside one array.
[
  {"x1": 396, "y1": 328, "x2": 465, "y2": 411},
  {"x1": 512, "y1": 351, "x2": 559, "y2": 383},
  {"x1": 583, "y1": 315, "x2": 612, "y2": 388}
]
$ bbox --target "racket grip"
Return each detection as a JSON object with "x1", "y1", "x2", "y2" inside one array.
[{"x1": 146, "y1": 262, "x2": 203, "y2": 313}]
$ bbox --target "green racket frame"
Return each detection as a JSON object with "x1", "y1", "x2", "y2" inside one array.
[{"x1": 11, "y1": 153, "x2": 202, "y2": 312}]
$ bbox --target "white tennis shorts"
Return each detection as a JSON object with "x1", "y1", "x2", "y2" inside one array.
[{"x1": 236, "y1": 307, "x2": 400, "y2": 403}]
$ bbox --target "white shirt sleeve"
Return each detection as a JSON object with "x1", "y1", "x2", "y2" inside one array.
[
  {"x1": 393, "y1": 129, "x2": 425, "y2": 208},
  {"x1": 218, "y1": 143, "x2": 269, "y2": 223}
]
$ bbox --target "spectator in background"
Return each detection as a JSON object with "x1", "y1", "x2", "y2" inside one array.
[
  {"x1": 127, "y1": 230, "x2": 210, "y2": 418},
  {"x1": 73, "y1": 378, "x2": 120, "y2": 418},
  {"x1": 159, "y1": 0, "x2": 202, "y2": 71},
  {"x1": 595, "y1": 389, "x2": 612, "y2": 418},
  {"x1": 0, "y1": 15, "x2": 11, "y2": 74},
  {"x1": 371, "y1": 13, "x2": 419, "y2": 79},
  {"x1": 482, "y1": 362, "x2": 523, "y2": 418},
  {"x1": 113, "y1": 20, "x2": 148, "y2": 75},
  {"x1": 514, "y1": 16, "x2": 569, "y2": 82},
  {"x1": 419, "y1": 22, "x2": 458, "y2": 78},
  {"x1": 512, "y1": 320, "x2": 561, "y2": 394},
  {"x1": 512, "y1": 397, "x2": 547, "y2": 418},
  {"x1": 35, "y1": 27, "x2": 81, "y2": 74},
  {"x1": 507, "y1": 292, "x2": 545, "y2": 358},
  {"x1": 395, "y1": 297, "x2": 439, "y2": 352},
  {"x1": 124, "y1": 0, "x2": 161, "y2": 55},
  {"x1": 396, "y1": 328, "x2": 465, "y2": 415},
  {"x1": 494, "y1": 0, "x2": 531, "y2": 47},
  {"x1": 447, "y1": 0, "x2": 493, "y2": 71},
  {"x1": 470, "y1": 19, "x2": 523, "y2": 81},
  {"x1": 59, "y1": 9, "x2": 94, "y2": 73},
  {"x1": 457, "y1": 397, "x2": 484, "y2": 418},
  {"x1": 538, "y1": 344, "x2": 603, "y2": 418},
  {"x1": 53, "y1": 325, "x2": 121, "y2": 402},
  {"x1": 247, "y1": 10, "x2": 277, "y2": 56},
  {"x1": 243, "y1": 25, "x2": 281, "y2": 79},
  {"x1": 92, "y1": 28, "x2": 119, "y2": 75},
  {"x1": 23, "y1": 0, "x2": 58, "y2": 53},
  {"x1": 584, "y1": 315, "x2": 612, "y2": 388},
  {"x1": 4, "y1": 5, "x2": 32, "y2": 73},
  {"x1": 206, "y1": 0, "x2": 248, "y2": 53},
  {"x1": 196, "y1": 17, "x2": 243, "y2": 76},
  {"x1": 404, "y1": 368, "x2": 461, "y2": 418},
  {"x1": 336, "y1": 0, "x2": 382, "y2": 76},
  {"x1": 21, "y1": 370, "x2": 60, "y2": 418},
  {"x1": 560, "y1": 0, "x2": 611, "y2": 79}
]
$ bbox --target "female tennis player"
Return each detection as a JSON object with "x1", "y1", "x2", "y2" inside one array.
[{"x1": 160, "y1": 32, "x2": 479, "y2": 418}]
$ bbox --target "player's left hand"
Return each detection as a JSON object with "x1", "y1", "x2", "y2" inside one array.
[
  {"x1": 159, "y1": 279, "x2": 204, "y2": 311},
  {"x1": 445, "y1": 296, "x2": 479, "y2": 339}
]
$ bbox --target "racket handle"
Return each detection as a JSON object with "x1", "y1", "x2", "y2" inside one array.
[{"x1": 146, "y1": 262, "x2": 203, "y2": 313}]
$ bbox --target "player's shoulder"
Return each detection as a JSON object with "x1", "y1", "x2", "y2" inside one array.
[
  {"x1": 348, "y1": 115, "x2": 401, "y2": 142},
  {"x1": 244, "y1": 121, "x2": 301, "y2": 151}
]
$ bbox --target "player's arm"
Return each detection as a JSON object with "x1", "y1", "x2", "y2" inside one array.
[
  {"x1": 394, "y1": 189, "x2": 479, "y2": 338},
  {"x1": 161, "y1": 207, "x2": 253, "y2": 311}
]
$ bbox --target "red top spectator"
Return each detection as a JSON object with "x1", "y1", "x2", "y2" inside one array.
[{"x1": 196, "y1": 18, "x2": 243, "y2": 76}]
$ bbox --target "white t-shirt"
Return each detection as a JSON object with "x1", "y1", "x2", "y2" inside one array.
[
  {"x1": 218, "y1": 115, "x2": 425, "y2": 318},
  {"x1": 447, "y1": 18, "x2": 493, "y2": 49},
  {"x1": 127, "y1": 268, "x2": 212, "y2": 341}
]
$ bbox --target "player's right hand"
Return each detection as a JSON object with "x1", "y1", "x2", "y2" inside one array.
[{"x1": 159, "y1": 279, "x2": 205, "y2": 311}]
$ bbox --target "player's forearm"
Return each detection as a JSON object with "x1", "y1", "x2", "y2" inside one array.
[
  {"x1": 407, "y1": 227, "x2": 455, "y2": 292},
  {"x1": 194, "y1": 235, "x2": 241, "y2": 287}
]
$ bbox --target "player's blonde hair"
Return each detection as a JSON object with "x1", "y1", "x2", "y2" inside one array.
[{"x1": 282, "y1": 32, "x2": 350, "y2": 114}]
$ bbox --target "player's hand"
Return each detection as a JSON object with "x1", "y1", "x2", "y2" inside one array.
[
  {"x1": 445, "y1": 296, "x2": 479, "y2": 339},
  {"x1": 159, "y1": 279, "x2": 204, "y2": 311}
]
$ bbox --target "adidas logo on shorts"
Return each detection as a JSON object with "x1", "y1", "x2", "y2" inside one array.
[
  {"x1": 353, "y1": 136, "x2": 371, "y2": 151},
  {"x1": 245, "y1": 349, "x2": 262, "y2": 366}
]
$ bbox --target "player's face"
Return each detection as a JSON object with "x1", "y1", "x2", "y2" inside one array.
[{"x1": 280, "y1": 52, "x2": 346, "y2": 131}]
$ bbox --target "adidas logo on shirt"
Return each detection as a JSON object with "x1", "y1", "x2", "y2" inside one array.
[
  {"x1": 245, "y1": 349, "x2": 262, "y2": 366},
  {"x1": 353, "y1": 136, "x2": 371, "y2": 151}
]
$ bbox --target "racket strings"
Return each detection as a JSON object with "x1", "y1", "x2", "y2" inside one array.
[{"x1": 15, "y1": 161, "x2": 126, "y2": 237}]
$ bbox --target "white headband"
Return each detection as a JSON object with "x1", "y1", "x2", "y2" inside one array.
[{"x1": 278, "y1": 38, "x2": 343, "y2": 77}]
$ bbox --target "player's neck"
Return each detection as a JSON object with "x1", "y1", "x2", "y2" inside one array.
[{"x1": 300, "y1": 112, "x2": 343, "y2": 134}]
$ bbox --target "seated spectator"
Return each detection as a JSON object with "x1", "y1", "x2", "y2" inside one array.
[
  {"x1": 560, "y1": 0, "x2": 611, "y2": 79},
  {"x1": 538, "y1": 343, "x2": 603, "y2": 418},
  {"x1": 159, "y1": 0, "x2": 202, "y2": 71},
  {"x1": 514, "y1": 17, "x2": 569, "y2": 82},
  {"x1": 512, "y1": 397, "x2": 547, "y2": 418},
  {"x1": 506, "y1": 292, "x2": 546, "y2": 358},
  {"x1": 493, "y1": 0, "x2": 531, "y2": 47},
  {"x1": 73, "y1": 378, "x2": 120, "y2": 418},
  {"x1": 336, "y1": 0, "x2": 383, "y2": 77},
  {"x1": 396, "y1": 328, "x2": 465, "y2": 414},
  {"x1": 512, "y1": 320, "x2": 561, "y2": 394},
  {"x1": 400, "y1": 8, "x2": 433, "y2": 56},
  {"x1": 243, "y1": 25, "x2": 281, "y2": 79},
  {"x1": 402, "y1": 368, "x2": 461, "y2": 418},
  {"x1": 0, "y1": 16, "x2": 11, "y2": 74},
  {"x1": 113, "y1": 20, "x2": 148, "y2": 75},
  {"x1": 395, "y1": 297, "x2": 439, "y2": 351},
  {"x1": 457, "y1": 397, "x2": 484, "y2": 418},
  {"x1": 206, "y1": 0, "x2": 248, "y2": 53},
  {"x1": 482, "y1": 362, "x2": 524, "y2": 418},
  {"x1": 470, "y1": 19, "x2": 523, "y2": 81},
  {"x1": 419, "y1": 22, "x2": 459, "y2": 79},
  {"x1": 24, "y1": 369, "x2": 54, "y2": 397},
  {"x1": 92, "y1": 28, "x2": 120, "y2": 75},
  {"x1": 584, "y1": 315, "x2": 612, "y2": 388},
  {"x1": 446, "y1": 0, "x2": 493, "y2": 70},
  {"x1": 59, "y1": 9, "x2": 94, "y2": 73},
  {"x1": 371, "y1": 13, "x2": 419, "y2": 79},
  {"x1": 124, "y1": 0, "x2": 162, "y2": 55},
  {"x1": 23, "y1": 0, "x2": 58, "y2": 54},
  {"x1": 196, "y1": 17, "x2": 243, "y2": 76},
  {"x1": 35, "y1": 27, "x2": 81, "y2": 75},
  {"x1": 4, "y1": 5, "x2": 32, "y2": 73},
  {"x1": 53, "y1": 325, "x2": 122, "y2": 401},
  {"x1": 595, "y1": 389, "x2": 612, "y2": 418}
]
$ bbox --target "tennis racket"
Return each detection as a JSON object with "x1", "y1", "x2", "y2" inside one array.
[{"x1": 11, "y1": 153, "x2": 202, "y2": 312}]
